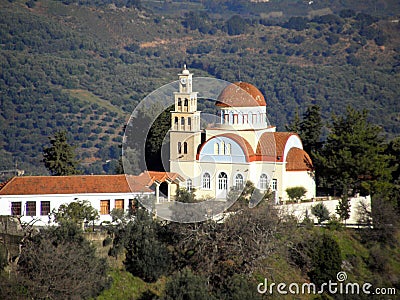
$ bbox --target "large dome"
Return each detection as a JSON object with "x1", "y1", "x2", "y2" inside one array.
[{"x1": 216, "y1": 82, "x2": 266, "y2": 107}]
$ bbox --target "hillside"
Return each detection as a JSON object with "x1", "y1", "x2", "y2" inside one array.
[
  {"x1": 0, "y1": 0, "x2": 399, "y2": 175},
  {"x1": 143, "y1": 0, "x2": 400, "y2": 18}
]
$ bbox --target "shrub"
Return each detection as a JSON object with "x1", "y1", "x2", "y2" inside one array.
[
  {"x1": 163, "y1": 268, "x2": 211, "y2": 300},
  {"x1": 286, "y1": 186, "x2": 307, "y2": 202},
  {"x1": 308, "y1": 233, "x2": 342, "y2": 287},
  {"x1": 311, "y1": 202, "x2": 330, "y2": 224}
]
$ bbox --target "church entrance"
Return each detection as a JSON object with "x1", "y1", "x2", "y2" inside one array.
[{"x1": 217, "y1": 172, "x2": 228, "y2": 199}]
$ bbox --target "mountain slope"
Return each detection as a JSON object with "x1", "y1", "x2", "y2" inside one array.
[{"x1": 0, "y1": 0, "x2": 399, "y2": 175}]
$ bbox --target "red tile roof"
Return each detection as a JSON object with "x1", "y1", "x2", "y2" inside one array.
[
  {"x1": 136, "y1": 171, "x2": 185, "y2": 185},
  {"x1": 255, "y1": 132, "x2": 297, "y2": 162},
  {"x1": 0, "y1": 175, "x2": 153, "y2": 196},
  {"x1": 286, "y1": 148, "x2": 313, "y2": 171},
  {"x1": 216, "y1": 82, "x2": 266, "y2": 107}
]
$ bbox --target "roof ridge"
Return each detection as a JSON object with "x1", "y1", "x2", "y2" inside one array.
[{"x1": 0, "y1": 176, "x2": 15, "y2": 191}]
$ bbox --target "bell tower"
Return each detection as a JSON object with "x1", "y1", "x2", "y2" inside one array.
[{"x1": 170, "y1": 66, "x2": 202, "y2": 180}]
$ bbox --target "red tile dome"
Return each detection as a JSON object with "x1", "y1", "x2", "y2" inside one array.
[
  {"x1": 216, "y1": 82, "x2": 266, "y2": 107},
  {"x1": 286, "y1": 148, "x2": 313, "y2": 171}
]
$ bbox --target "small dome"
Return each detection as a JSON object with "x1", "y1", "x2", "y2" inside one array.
[
  {"x1": 216, "y1": 82, "x2": 266, "y2": 107},
  {"x1": 181, "y1": 64, "x2": 190, "y2": 75},
  {"x1": 286, "y1": 148, "x2": 313, "y2": 171}
]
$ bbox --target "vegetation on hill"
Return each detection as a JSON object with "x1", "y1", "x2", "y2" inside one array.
[
  {"x1": 0, "y1": 0, "x2": 399, "y2": 178},
  {"x1": 4, "y1": 201, "x2": 399, "y2": 299},
  {"x1": 0, "y1": 222, "x2": 109, "y2": 299}
]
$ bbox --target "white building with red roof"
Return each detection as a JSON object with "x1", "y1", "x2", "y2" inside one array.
[
  {"x1": 170, "y1": 67, "x2": 316, "y2": 202},
  {"x1": 0, "y1": 172, "x2": 183, "y2": 225}
]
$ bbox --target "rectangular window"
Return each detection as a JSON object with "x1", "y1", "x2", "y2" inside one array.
[
  {"x1": 272, "y1": 179, "x2": 277, "y2": 191},
  {"x1": 26, "y1": 201, "x2": 36, "y2": 216},
  {"x1": 186, "y1": 179, "x2": 192, "y2": 192},
  {"x1": 11, "y1": 202, "x2": 22, "y2": 215},
  {"x1": 202, "y1": 173, "x2": 211, "y2": 189},
  {"x1": 100, "y1": 200, "x2": 110, "y2": 215},
  {"x1": 243, "y1": 114, "x2": 248, "y2": 124},
  {"x1": 40, "y1": 201, "x2": 50, "y2": 216},
  {"x1": 115, "y1": 199, "x2": 124, "y2": 210}
]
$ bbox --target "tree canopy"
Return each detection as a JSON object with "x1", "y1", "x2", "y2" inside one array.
[
  {"x1": 42, "y1": 131, "x2": 81, "y2": 176},
  {"x1": 311, "y1": 202, "x2": 330, "y2": 224},
  {"x1": 11, "y1": 223, "x2": 109, "y2": 299},
  {"x1": 317, "y1": 107, "x2": 392, "y2": 196},
  {"x1": 123, "y1": 209, "x2": 171, "y2": 282},
  {"x1": 52, "y1": 200, "x2": 99, "y2": 229}
]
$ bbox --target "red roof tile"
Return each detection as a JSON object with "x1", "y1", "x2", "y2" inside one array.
[
  {"x1": 0, "y1": 175, "x2": 153, "y2": 195},
  {"x1": 216, "y1": 82, "x2": 266, "y2": 107},
  {"x1": 137, "y1": 171, "x2": 185, "y2": 185},
  {"x1": 286, "y1": 148, "x2": 313, "y2": 171},
  {"x1": 256, "y1": 132, "x2": 296, "y2": 162}
]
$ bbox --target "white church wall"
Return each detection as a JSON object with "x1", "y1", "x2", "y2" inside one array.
[
  {"x1": 248, "y1": 162, "x2": 277, "y2": 190},
  {"x1": 284, "y1": 170, "x2": 316, "y2": 200}
]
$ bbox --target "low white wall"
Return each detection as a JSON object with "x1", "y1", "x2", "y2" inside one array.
[{"x1": 275, "y1": 195, "x2": 371, "y2": 224}]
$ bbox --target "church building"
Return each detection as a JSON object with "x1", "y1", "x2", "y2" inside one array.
[{"x1": 169, "y1": 66, "x2": 316, "y2": 202}]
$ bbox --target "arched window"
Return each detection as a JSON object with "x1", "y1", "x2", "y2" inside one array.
[
  {"x1": 183, "y1": 142, "x2": 188, "y2": 154},
  {"x1": 186, "y1": 179, "x2": 192, "y2": 192},
  {"x1": 226, "y1": 143, "x2": 231, "y2": 155},
  {"x1": 221, "y1": 141, "x2": 225, "y2": 155},
  {"x1": 178, "y1": 142, "x2": 182, "y2": 154},
  {"x1": 214, "y1": 143, "x2": 219, "y2": 155},
  {"x1": 218, "y1": 172, "x2": 228, "y2": 190},
  {"x1": 235, "y1": 174, "x2": 243, "y2": 190},
  {"x1": 178, "y1": 98, "x2": 182, "y2": 108},
  {"x1": 184, "y1": 98, "x2": 188, "y2": 106},
  {"x1": 224, "y1": 113, "x2": 229, "y2": 123},
  {"x1": 188, "y1": 117, "x2": 191, "y2": 129},
  {"x1": 259, "y1": 174, "x2": 268, "y2": 190},
  {"x1": 202, "y1": 173, "x2": 211, "y2": 189},
  {"x1": 181, "y1": 117, "x2": 185, "y2": 127}
]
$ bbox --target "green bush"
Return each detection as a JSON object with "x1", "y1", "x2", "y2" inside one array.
[
  {"x1": 311, "y1": 202, "x2": 330, "y2": 224},
  {"x1": 286, "y1": 186, "x2": 307, "y2": 202},
  {"x1": 308, "y1": 233, "x2": 342, "y2": 287},
  {"x1": 163, "y1": 268, "x2": 212, "y2": 300}
]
